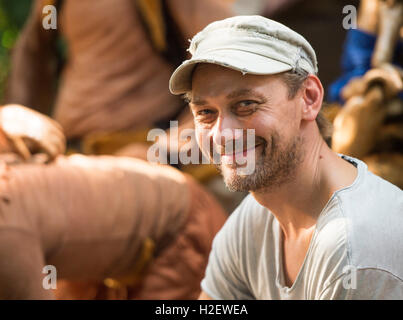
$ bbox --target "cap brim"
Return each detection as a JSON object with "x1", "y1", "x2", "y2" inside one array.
[{"x1": 169, "y1": 49, "x2": 293, "y2": 94}]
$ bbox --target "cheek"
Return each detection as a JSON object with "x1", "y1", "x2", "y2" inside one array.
[
  {"x1": 195, "y1": 127, "x2": 210, "y2": 152},
  {"x1": 250, "y1": 116, "x2": 277, "y2": 140},
  {"x1": 283, "y1": 102, "x2": 301, "y2": 129},
  {"x1": 260, "y1": 108, "x2": 298, "y2": 139}
]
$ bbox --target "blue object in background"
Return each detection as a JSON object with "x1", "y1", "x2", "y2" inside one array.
[{"x1": 328, "y1": 28, "x2": 403, "y2": 104}]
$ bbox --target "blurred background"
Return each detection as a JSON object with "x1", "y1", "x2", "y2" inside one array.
[
  {"x1": 0, "y1": 0, "x2": 31, "y2": 101},
  {"x1": 0, "y1": 0, "x2": 360, "y2": 105}
]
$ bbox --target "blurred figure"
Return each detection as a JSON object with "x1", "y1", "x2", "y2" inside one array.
[
  {"x1": 4, "y1": 0, "x2": 243, "y2": 212},
  {"x1": 5, "y1": 0, "x2": 231, "y2": 143},
  {"x1": 329, "y1": 0, "x2": 403, "y2": 188},
  {"x1": 0, "y1": 104, "x2": 227, "y2": 299},
  {"x1": 0, "y1": 103, "x2": 65, "y2": 162},
  {"x1": 328, "y1": 0, "x2": 403, "y2": 104}
]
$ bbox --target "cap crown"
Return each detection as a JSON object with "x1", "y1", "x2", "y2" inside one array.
[{"x1": 189, "y1": 15, "x2": 318, "y2": 75}]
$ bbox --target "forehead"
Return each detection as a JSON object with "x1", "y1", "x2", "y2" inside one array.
[{"x1": 190, "y1": 63, "x2": 284, "y2": 100}]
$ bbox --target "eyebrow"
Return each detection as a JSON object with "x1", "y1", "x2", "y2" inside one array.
[
  {"x1": 226, "y1": 89, "x2": 267, "y2": 101},
  {"x1": 189, "y1": 98, "x2": 208, "y2": 106},
  {"x1": 183, "y1": 92, "x2": 207, "y2": 106},
  {"x1": 188, "y1": 88, "x2": 268, "y2": 106}
]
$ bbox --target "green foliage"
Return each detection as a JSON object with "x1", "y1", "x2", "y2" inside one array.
[{"x1": 0, "y1": 0, "x2": 31, "y2": 102}]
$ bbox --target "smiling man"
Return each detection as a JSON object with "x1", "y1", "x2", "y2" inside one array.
[{"x1": 169, "y1": 16, "x2": 403, "y2": 299}]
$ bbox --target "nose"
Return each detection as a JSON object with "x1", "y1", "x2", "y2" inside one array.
[{"x1": 210, "y1": 115, "x2": 243, "y2": 150}]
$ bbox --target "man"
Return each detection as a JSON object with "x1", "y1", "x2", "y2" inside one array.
[
  {"x1": 168, "y1": 16, "x2": 403, "y2": 299},
  {"x1": 0, "y1": 104, "x2": 227, "y2": 299}
]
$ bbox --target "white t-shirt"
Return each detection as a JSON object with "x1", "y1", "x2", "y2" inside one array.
[{"x1": 201, "y1": 155, "x2": 403, "y2": 299}]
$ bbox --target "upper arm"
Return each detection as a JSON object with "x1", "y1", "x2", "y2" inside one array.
[
  {"x1": 166, "y1": 0, "x2": 233, "y2": 40},
  {"x1": 5, "y1": 0, "x2": 58, "y2": 112},
  {"x1": 319, "y1": 268, "x2": 403, "y2": 300}
]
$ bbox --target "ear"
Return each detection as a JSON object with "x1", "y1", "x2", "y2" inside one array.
[{"x1": 300, "y1": 75, "x2": 324, "y2": 122}]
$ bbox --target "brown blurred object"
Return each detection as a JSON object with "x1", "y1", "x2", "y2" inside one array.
[
  {"x1": 0, "y1": 106, "x2": 228, "y2": 299},
  {"x1": 0, "y1": 104, "x2": 66, "y2": 162},
  {"x1": 365, "y1": 153, "x2": 403, "y2": 187},
  {"x1": 358, "y1": 0, "x2": 380, "y2": 33},
  {"x1": 331, "y1": 0, "x2": 403, "y2": 188},
  {"x1": 372, "y1": 0, "x2": 403, "y2": 67},
  {"x1": 332, "y1": 67, "x2": 403, "y2": 187},
  {"x1": 333, "y1": 76, "x2": 388, "y2": 158},
  {"x1": 322, "y1": 103, "x2": 342, "y2": 125},
  {"x1": 0, "y1": 153, "x2": 227, "y2": 300},
  {"x1": 82, "y1": 129, "x2": 151, "y2": 156}
]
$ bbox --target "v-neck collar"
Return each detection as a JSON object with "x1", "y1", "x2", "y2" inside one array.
[{"x1": 272, "y1": 154, "x2": 365, "y2": 294}]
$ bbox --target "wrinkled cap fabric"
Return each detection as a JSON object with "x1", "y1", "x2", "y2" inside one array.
[{"x1": 169, "y1": 15, "x2": 318, "y2": 95}]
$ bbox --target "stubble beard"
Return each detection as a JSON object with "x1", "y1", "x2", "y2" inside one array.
[{"x1": 218, "y1": 132, "x2": 305, "y2": 192}]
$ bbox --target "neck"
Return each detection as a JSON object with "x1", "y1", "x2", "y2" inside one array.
[{"x1": 251, "y1": 134, "x2": 357, "y2": 239}]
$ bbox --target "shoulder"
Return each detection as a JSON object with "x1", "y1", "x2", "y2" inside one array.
[
  {"x1": 335, "y1": 158, "x2": 403, "y2": 281},
  {"x1": 216, "y1": 194, "x2": 273, "y2": 245},
  {"x1": 201, "y1": 194, "x2": 266, "y2": 299},
  {"x1": 313, "y1": 196, "x2": 403, "y2": 299},
  {"x1": 210, "y1": 193, "x2": 274, "y2": 277},
  {"x1": 319, "y1": 266, "x2": 403, "y2": 299},
  {"x1": 337, "y1": 155, "x2": 403, "y2": 212},
  {"x1": 338, "y1": 167, "x2": 403, "y2": 212}
]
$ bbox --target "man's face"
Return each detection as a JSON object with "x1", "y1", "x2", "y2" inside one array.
[{"x1": 189, "y1": 64, "x2": 305, "y2": 192}]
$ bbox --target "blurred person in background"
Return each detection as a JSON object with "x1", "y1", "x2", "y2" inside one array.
[
  {"x1": 1, "y1": 0, "x2": 234, "y2": 299},
  {"x1": 0, "y1": 103, "x2": 227, "y2": 300},
  {"x1": 5, "y1": 0, "x2": 231, "y2": 144}
]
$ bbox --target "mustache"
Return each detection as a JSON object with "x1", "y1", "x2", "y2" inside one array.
[{"x1": 210, "y1": 136, "x2": 267, "y2": 156}]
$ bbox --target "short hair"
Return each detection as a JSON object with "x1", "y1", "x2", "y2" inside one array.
[{"x1": 279, "y1": 68, "x2": 332, "y2": 140}]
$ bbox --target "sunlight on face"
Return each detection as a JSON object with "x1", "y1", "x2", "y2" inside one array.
[{"x1": 189, "y1": 64, "x2": 305, "y2": 192}]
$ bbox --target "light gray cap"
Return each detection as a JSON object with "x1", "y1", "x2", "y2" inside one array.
[{"x1": 169, "y1": 15, "x2": 318, "y2": 95}]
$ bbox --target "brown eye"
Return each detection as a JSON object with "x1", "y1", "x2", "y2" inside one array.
[
  {"x1": 233, "y1": 100, "x2": 258, "y2": 115},
  {"x1": 195, "y1": 109, "x2": 217, "y2": 125},
  {"x1": 197, "y1": 109, "x2": 214, "y2": 116},
  {"x1": 239, "y1": 100, "x2": 256, "y2": 107}
]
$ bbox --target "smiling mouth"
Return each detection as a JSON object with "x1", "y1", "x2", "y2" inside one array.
[{"x1": 221, "y1": 143, "x2": 263, "y2": 157}]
